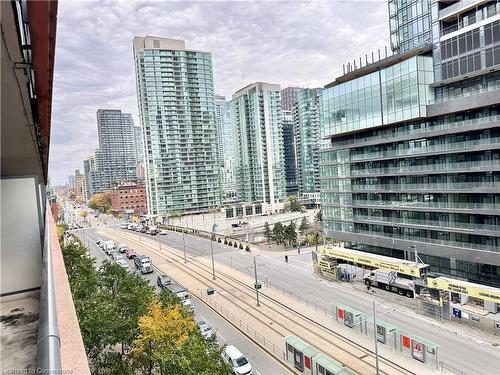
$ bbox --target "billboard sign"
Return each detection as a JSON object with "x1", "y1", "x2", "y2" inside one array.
[
  {"x1": 411, "y1": 340, "x2": 425, "y2": 362},
  {"x1": 344, "y1": 311, "x2": 354, "y2": 328},
  {"x1": 376, "y1": 324, "x2": 386, "y2": 344}
]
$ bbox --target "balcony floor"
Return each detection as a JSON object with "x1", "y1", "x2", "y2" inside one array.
[{"x1": 0, "y1": 291, "x2": 39, "y2": 371}]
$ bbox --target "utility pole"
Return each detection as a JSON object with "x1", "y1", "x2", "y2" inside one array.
[
  {"x1": 373, "y1": 300, "x2": 380, "y2": 375},
  {"x1": 253, "y1": 257, "x2": 260, "y2": 307},
  {"x1": 183, "y1": 229, "x2": 187, "y2": 263},
  {"x1": 211, "y1": 222, "x2": 217, "y2": 280}
]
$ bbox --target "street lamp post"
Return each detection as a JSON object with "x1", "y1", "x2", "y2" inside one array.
[
  {"x1": 183, "y1": 229, "x2": 187, "y2": 263},
  {"x1": 210, "y1": 233, "x2": 216, "y2": 280},
  {"x1": 372, "y1": 300, "x2": 380, "y2": 375},
  {"x1": 253, "y1": 257, "x2": 260, "y2": 307}
]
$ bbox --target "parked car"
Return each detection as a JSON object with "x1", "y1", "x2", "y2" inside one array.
[
  {"x1": 127, "y1": 223, "x2": 137, "y2": 230},
  {"x1": 221, "y1": 345, "x2": 252, "y2": 375},
  {"x1": 117, "y1": 244, "x2": 128, "y2": 253},
  {"x1": 140, "y1": 227, "x2": 148, "y2": 233},
  {"x1": 116, "y1": 259, "x2": 131, "y2": 272},
  {"x1": 112, "y1": 253, "x2": 124, "y2": 261},
  {"x1": 159, "y1": 230, "x2": 169, "y2": 235},
  {"x1": 197, "y1": 321, "x2": 214, "y2": 339},
  {"x1": 120, "y1": 223, "x2": 128, "y2": 229},
  {"x1": 96, "y1": 238, "x2": 103, "y2": 245},
  {"x1": 149, "y1": 229, "x2": 158, "y2": 236},
  {"x1": 157, "y1": 275, "x2": 172, "y2": 288},
  {"x1": 126, "y1": 249, "x2": 137, "y2": 259}
]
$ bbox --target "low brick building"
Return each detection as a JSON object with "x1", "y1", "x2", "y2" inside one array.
[{"x1": 110, "y1": 183, "x2": 147, "y2": 214}]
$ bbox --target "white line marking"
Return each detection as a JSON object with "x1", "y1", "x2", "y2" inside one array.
[
  {"x1": 200, "y1": 315, "x2": 207, "y2": 322},
  {"x1": 216, "y1": 331, "x2": 225, "y2": 341},
  {"x1": 255, "y1": 371, "x2": 262, "y2": 375}
]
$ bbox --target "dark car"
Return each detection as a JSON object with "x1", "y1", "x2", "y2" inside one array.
[
  {"x1": 157, "y1": 275, "x2": 172, "y2": 288},
  {"x1": 126, "y1": 249, "x2": 137, "y2": 259},
  {"x1": 140, "y1": 227, "x2": 148, "y2": 233}
]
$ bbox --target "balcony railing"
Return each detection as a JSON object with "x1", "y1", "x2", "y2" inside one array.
[{"x1": 37, "y1": 213, "x2": 61, "y2": 372}]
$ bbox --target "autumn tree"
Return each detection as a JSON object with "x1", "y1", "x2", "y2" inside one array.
[{"x1": 88, "y1": 192, "x2": 111, "y2": 213}]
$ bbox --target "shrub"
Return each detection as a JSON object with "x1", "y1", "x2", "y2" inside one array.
[
  {"x1": 233, "y1": 242, "x2": 238, "y2": 248},
  {"x1": 245, "y1": 245, "x2": 250, "y2": 252},
  {"x1": 224, "y1": 239, "x2": 228, "y2": 245},
  {"x1": 239, "y1": 243, "x2": 243, "y2": 249},
  {"x1": 228, "y1": 241, "x2": 233, "y2": 246},
  {"x1": 218, "y1": 238, "x2": 221, "y2": 243}
]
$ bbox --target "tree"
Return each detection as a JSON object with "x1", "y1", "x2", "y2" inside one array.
[
  {"x1": 307, "y1": 221, "x2": 323, "y2": 253},
  {"x1": 315, "y1": 210, "x2": 323, "y2": 223},
  {"x1": 272, "y1": 222, "x2": 284, "y2": 244},
  {"x1": 131, "y1": 300, "x2": 197, "y2": 375},
  {"x1": 263, "y1": 222, "x2": 271, "y2": 243},
  {"x1": 299, "y1": 217, "x2": 309, "y2": 236},
  {"x1": 80, "y1": 210, "x2": 88, "y2": 222},
  {"x1": 284, "y1": 222, "x2": 297, "y2": 247},
  {"x1": 286, "y1": 195, "x2": 303, "y2": 213},
  {"x1": 88, "y1": 192, "x2": 111, "y2": 213}
]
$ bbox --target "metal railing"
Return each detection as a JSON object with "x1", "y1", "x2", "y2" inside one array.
[
  {"x1": 199, "y1": 292, "x2": 285, "y2": 360},
  {"x1": 36, "y1": 212, "x2": 61, "y2": 372}
]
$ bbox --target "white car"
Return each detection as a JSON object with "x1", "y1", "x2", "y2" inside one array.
[
  {"x1": 116, "y1": 259, "x2": 131, "y2": 272},
  {"x1": 221, "y1": 345, "x2": 253, "y2": 375},
  {"x1": 197, "y1": 321, "x2": 214, "y2": 339},
  {"x1": 112, "y1": 253, "x2": 124, "y2": 261},
  {"x1": 120, "y1": 223, "x2": 128, "y2": 229},
  {"x1": 159, "y1": 230, "x2": 169, "y2": 235}
]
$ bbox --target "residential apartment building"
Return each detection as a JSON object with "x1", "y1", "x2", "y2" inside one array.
[
  {"x1": 110, "y1": 183, "x2": 147, "y2": 215},
  {"x1": 281, "y1": 86, "x2": 303, "y2": 111},
  {"x1": 215, "y1": 95, "x2": 237, "y2": 202},
  {"x1": 92, "y1": 109, "x2": 137, "y2": 193},
  {"x1": 295, "y1": 88, "x2": 322, "y2": 196},
  {"x1": 231, "y1": 82, "x2": 286, "y2": 211},
  {"x1": 282, "y1": 109, "x2": 299, "y2": 196},
  {"x1": 83, "y1": 155, "x2": 96, "y2": 198},
  {"x1": 133, "y1": 36, "x2": 222, "y2": 216},
  {"x1": 320, "y1": 0, "x2": 500, "y2": 287},
  {"x1": 74, "y1": 169, "x2": 87, "y2": 202}
]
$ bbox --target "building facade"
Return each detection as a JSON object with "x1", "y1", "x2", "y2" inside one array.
[
  {"x1": 231, "y1": 82, "x2": 286, "y2": 211},
  {"x1": 93, "y1": 109, "x2": 137, "y2": 193},
  {"x1": 74, "y1": 169, "x2": 87, "y2": 202},
  {"x1": 82, "y1": 155, "x2": 96, "y2": 199},
  {"x1": 215, "y1": 95, "x2": 237, "y2": 202},
  {"x1": 282, "y1": 109, "x2": 299, "y2": 196},
  {"x1": 320, "y1": 0, "x2": 500, "y2": 287},
  {"x1": 295, "y1": 88, "x2": 322, "y2": 195},
  {"x1": 110, "y1": 183, "x2": 147, "y2": 215},
  {"x1": 133, "y1": 36, "x2": 222, "y2": 216},
  {"x1": 281, "y1": 86, "x2": 303, "y2": 111}
]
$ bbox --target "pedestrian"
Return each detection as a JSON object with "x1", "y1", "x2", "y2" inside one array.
[
  {"x1": 298, "y1": 247, "x2": 301, "y2": 254},
  {"x1": 285, "y1": 254, "x2": 288, "y2": 263}
]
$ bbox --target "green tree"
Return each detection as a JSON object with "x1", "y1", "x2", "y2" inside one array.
[
  {"x1": 80, "y1": 210, "x2": 88, "y2": 222},
  {"x1": 99, "y1": 261, "x2": 155, "y2": 355},
  {"x1": 263, "y1": 222, "x2": 271, "y2": 243},
  {"x1": 272, "y1": 222, "x2": 284, "y2": 244},
  {"x1": 315, "y1": 210, "x2": 323, "y2": 223},
  {"x1": 284, "y1": 222, "x2": 297, "y2": 247},
  {"x1": 299, "y1": 217, "x2": 309, "y2": 236},
  {"x1": 287, "y1": 195, "x2": 303, "y2": 213}
]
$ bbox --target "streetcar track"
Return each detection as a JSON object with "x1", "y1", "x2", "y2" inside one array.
[{"x1": 101, "y1": 229, "x2": 415, "y2": 375}]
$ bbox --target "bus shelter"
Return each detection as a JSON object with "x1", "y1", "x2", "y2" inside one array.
[
  {"x1": 334, "y1": 304, "x2": 368, "y2": 334},
  {"x1": 284, "y1": 335, "x2": 320, "y2": 374},
  {"x1": 373, "y1": 320, "x2": 400, "y2": 351},
  {"x1": 396, "y1": 331, "x2": 439, "y2": 369},
  {"x1": 312, "y1": 353, "x2": 356, "y2": 375}
]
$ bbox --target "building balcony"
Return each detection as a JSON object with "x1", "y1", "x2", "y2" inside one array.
[
  {"x1": 439, "y1": 0, "x2": 489, "y2": 22},
  {"x1": 0, "y1": 203, "x2": 90, "y2": 374}
]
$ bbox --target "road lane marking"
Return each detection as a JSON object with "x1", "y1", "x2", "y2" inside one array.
[
  {"x1": 216, "y1": 331, "x2": 225, "y2": 341},
  {"x1": 255, "y1": 371, "x2": 262, "y2": 375}
]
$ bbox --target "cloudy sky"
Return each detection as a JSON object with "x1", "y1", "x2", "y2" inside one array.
[{"x1": 49, "y1": 0, "x2": 389, "y2": 185}]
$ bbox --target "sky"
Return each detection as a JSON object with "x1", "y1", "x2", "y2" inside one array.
[{"x1": 49, "y1": 0, "x2": 389, "y2": 185}]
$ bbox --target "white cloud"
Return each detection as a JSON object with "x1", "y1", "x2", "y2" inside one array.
[{"x1": 49, "y1": 0, "x2": 389, "y2": 184}]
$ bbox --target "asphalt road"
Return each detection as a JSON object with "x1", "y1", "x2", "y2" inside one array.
[
  {"x1": 118, "y1": 222, "x2": 500, "y2": 375},
  {"x1": 76, "y1": 225, "x2": 289, "y2": 375},
  {"x1": 68, "y1": 208, "x2": 500, "y2": 375}
]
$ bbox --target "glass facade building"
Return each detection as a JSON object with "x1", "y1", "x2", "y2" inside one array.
[
  {"x1": 90, "y1": 109, "x2": 137, "y2": 194},
  {"x1": 231, "y1": 82, "x2": 286, "y2": 210},
  {"x1": 320, "y1": 1, "x2": 500, "y2": 287},
  {"x1": 295, "y1": 88, "x2": 322, "y2": 194},
  {"x1": 282, "y1": 110, "x2": 299, "y2": 196},
  {"x1": 133, "y1": 36, "x2": 222, "y2": 215},
  {"x1": 215, "y1": 95, "x2": 237, "y2": 202}
]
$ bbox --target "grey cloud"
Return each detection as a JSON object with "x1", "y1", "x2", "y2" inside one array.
[{"x1": 49, "y1": 0, "x2": 388, "y2": 185}]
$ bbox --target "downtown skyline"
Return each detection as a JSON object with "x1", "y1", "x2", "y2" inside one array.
[{"x1": 48, "y1": 0, "x2": 389, "y2": 184}]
